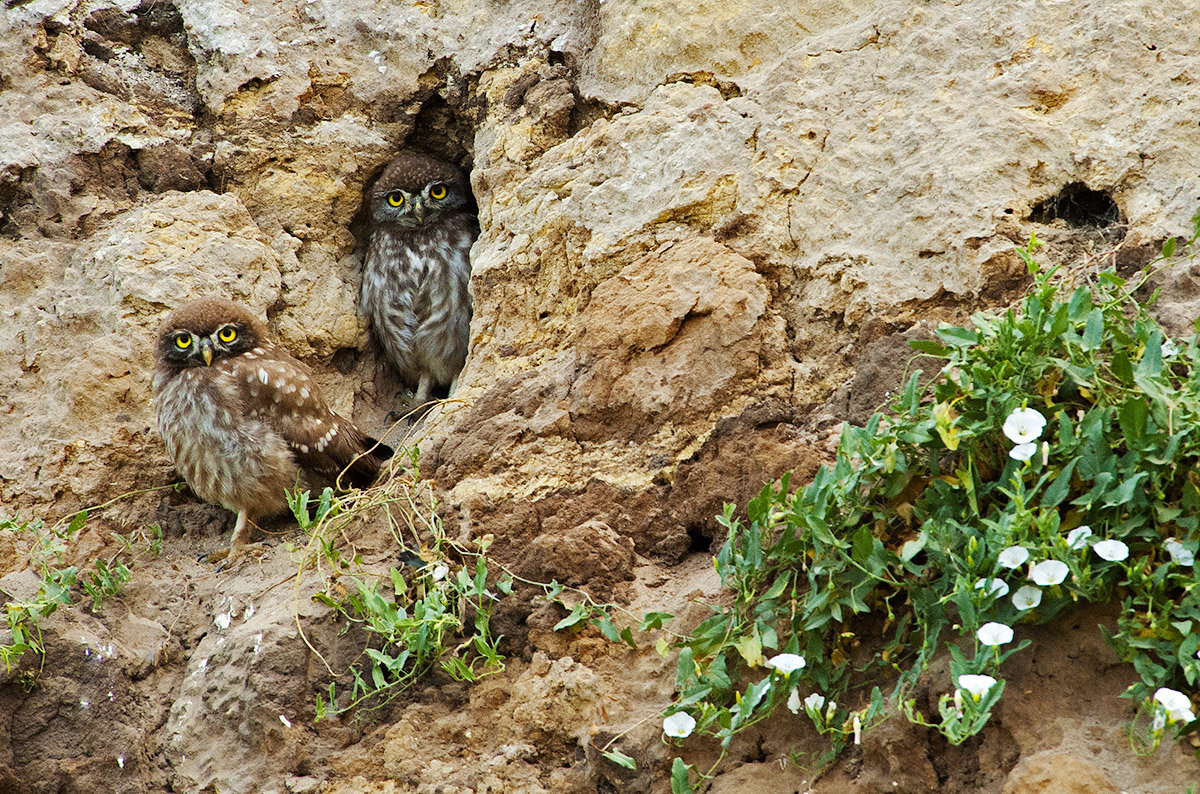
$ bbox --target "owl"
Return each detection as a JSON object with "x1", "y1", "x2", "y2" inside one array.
[
  {"x1": 152, "y1": 297, "x2": 393, "y2": 565},
  {"x1": 361, "y1": 153, "x2": 477, "y2": 408}
]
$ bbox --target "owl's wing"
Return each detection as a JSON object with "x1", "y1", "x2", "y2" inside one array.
[{"x1": 225, "y1": 351, "x2": 393, "y2": 489}]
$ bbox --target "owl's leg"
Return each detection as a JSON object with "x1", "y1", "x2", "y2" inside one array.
[
  {"x1": 207, "y1": 509, "x2": 255, "y2": 568},
  {"x1": 226, "y1": 509, "x2": 253, "y2": 563},
  {"x1": 414, "y1": 374, "x2": 434, "y2": 407}
]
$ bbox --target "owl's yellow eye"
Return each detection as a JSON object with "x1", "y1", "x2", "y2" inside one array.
[
  {"x1": 174, "y1": 333, "x2": 192, "y2": 351},
  {"x1": 386, "y1": 192, "x2": 405, "y2": 208},
  {"x1": 217, "y1": 325, "x2": 238, "y2": 343},
  {"x1": 429, "y1": 184, "x2": 447, "y2": 200}
]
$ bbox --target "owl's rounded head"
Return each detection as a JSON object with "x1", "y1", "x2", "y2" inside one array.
[
  {"x1": 369, "y1": 153, "x2": 470, "y2": 229},
  {"x1": 155, "y1": 298, "x2": 268, "y2": 372}
]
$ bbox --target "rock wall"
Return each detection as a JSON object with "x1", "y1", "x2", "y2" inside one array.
[{"x1": 2, "y1": 0, "x2": 1200, "y2": 791}]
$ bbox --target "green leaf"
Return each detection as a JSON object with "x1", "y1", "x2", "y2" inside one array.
[
  {"x1": 602, "y1": 749, "x2": 636, "y2": 769},
  {"x1": 1118, "y1": 398, "x2": 1148, "y2": 445},
  {"x1": 1112, "y1": 350, "x2": 1133, "y2": 383},
  {"x1": 1162, "y1": 236, "x2": 1178, "y2": 259},
  {"x1": 933, "y1": 402, "x2": 960, "y2": 451},
  {"x1": 1103, "y1": 472, "x2": 1148, "y2": 508},
  {"x1": 909, "y1": 340, "x2": 951, "y2": 357},
  {"x1": 639, "y1": 611, "x2": 675, "y2": 631},
  {"x1": 733, "y1": 628, "x2": 764, "y2": 668},
  {"x1": 762, "y1": 573, "x2": 791, "y2": 601},
  {"x1": 1136, "y1": 330, "x2": 1163, "y2": 378},
  {"x1": 66, "y1": 511, "x2": 87, "y2": 537},
  {"x1": 1040, "y1": 458, "x2": 1077, "y2": 509},
  {"x1": 1081, "y1": 308, "x2": 1104, "y2": 351},
  {"x1": 671, "y1": 758, "x2": 694, "y2": 794},
  {"x1": 553, "y1": 603, "x2": 590, "y2": 631},
  {"x1": 937, "y1": 325, "x2": 979, "y2": 348},
  {"x1": 851, "y1": 525, "x2": 875, "y2": 565}
]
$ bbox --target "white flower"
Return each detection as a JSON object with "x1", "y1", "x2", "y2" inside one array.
[
  {"x1": 1164, "y1": 538, "x2": 1195, "y2": 566},
  {"x1": 663, "y1": 711, "x2": 696, "y2": 738},
  {"x1": 1003, "y1": 407, "x2": 1047, "y2": 444},
  {"x1": 1162, "y1": 338, "x2": 1179, "y2": 358},
  {"x1": 1093, "y1": 539, "x2": 1130, "y2": 562},
  {"x1": 997, "y1": 546, "x2": 1030, "y2": 569},
  {"x1": 957, "y1": 674, "x2": 998, "y2": 699},
  {"x1": 803, "y1": 693, "x2": 836, "y2": 720},
  {"x1": 431, "y1": 563, "x2": 450, "y2": 581},
  {"x1": 1029, "y1": 559, "x2": 1069, "y2": 586},
  {"x1": 1153, "y1": 688, "x2": 1196, "y2": 723},
  {"x1": 1012, "y1": 585, "x2": 1042, "y2": 611},
  {"x1": 787, "y1": 688, "x2": 802, "y2": 714},
  {"x1": 1065, "y1": 526, "x2": 1092, "y2": 550},
  {"x1": 765, "y1": 653, "x2": 806, "y2": 675},
  {"x1": 1009, "y1": 442, "x2": 1037, "y2": 462},
  {"x1": 974, "y1": 578, "x2": 1010, "y2": 597},
  {"x1": 977, "y1": 622, "x2": 1014, "y2": 646}
]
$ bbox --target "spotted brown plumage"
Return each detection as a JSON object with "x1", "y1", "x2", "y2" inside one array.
[
  {"x1": 152, "y1": 297, "x2": 392, "y2": 565},
  {"x1": 361, "y1": 153, "x2": 477, "y2": 408}
]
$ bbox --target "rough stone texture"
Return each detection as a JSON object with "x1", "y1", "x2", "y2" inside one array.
[
  {"x1": 3, "y1": 0, "x2": 1200, "y2": 791},
  {"x1": 1002, "y1": 751, "x2": 1119, "y2": 794}
]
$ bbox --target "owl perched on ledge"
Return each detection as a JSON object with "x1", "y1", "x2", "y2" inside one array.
[
  {"x1": 361, "y1": 153, "x2": 477, "y2": 409},
  {"x1": 153, "y1": 298, "x2": 393, "y2": 565}
]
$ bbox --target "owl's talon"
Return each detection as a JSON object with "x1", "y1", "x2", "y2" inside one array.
[
  {"x1": 201, "y1": 547, "x2": 230, "y2": 565},
  {"x1": 213, "y1": 542, "x2": 268, "y2": 573}
]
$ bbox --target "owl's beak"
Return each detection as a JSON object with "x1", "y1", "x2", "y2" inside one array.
[
  {"x1": 199, "y1": 339, "x2": 213, "y2": 366},
  {"x1": 411, "y1": 196, "x2": 426, "y2": 223}
]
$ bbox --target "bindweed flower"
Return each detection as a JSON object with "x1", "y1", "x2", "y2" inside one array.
[
  {"x1": 974, "y1": 578, "x2": 1010, "y2": 598},
  {"x1": 998, "y1": 546, "x2": 1030, "y2": 569},
  {"x1": 1065, "y1": 526, "x2": 1092, "y2": 550},
  {"x1": 663, "y1": 711, "x2": 697, "y2": 738},
  {"x1": 1003, "y1": 407, "x2": 1047, "y2": 444},
  {"x1": 957, "y1": 674, "x2": 998, "y2": 699},
  {"x1": 1164, "y1": 538, "x2": 1195, "y2": 566},
  {"x1": 765, "y1": 653, "x2": 806, "y2": 675},
  {"x1": 803, "y1": 692, "x2": 837, "y2": 721},
  {"x1": 1029, "y1": 559, "x2": 1069, "y2": 586},
  {"x1": 977, "y1": 622, "x2": 1014, "y2": 646},
  {"x1": 1012, "y1": 585, "x2": 1042, "y2": 611},
  {"x1": 787, "y1": 687, "x2": 802, "y2": 714},
  {"x1": 431, "y1": 563, "x2": 449, "y2": 581},
  {"x1": 1153, "y1": 687, "x2": 1196, "y2": 724},
  {"x1": 1092, "y1": 539, "x2": 1129, "y2": 562},
  {"x1": 1009, "y1": 442, "x2": 1037, "y2": 462}
]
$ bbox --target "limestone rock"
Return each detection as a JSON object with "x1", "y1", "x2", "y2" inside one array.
[
  {"x1": 3, "y1": 0, "x2": 1200, "y2": 791},
  {"x1": 518, "y1": 519, "x2": 636, "y2": 595},
  {"x1": 1002, "y1": 750, "x2": 1119, "y2": 794}
]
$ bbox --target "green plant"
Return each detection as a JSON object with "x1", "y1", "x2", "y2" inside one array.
[
  {"x1": 650, "y1": 217, "x2": 1200, "y2": 788},
  {"x1": 0, "y1": 508, "x2": 163, "y2": 677},
  {"x1": 291, "y1": 449, "x2": 508, "y2": 720}
]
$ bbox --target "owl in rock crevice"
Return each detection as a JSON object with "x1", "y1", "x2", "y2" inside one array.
[
  {"x1": 153, "y1": 298, "x2": 393, "y2": 565},
  {"x1": 361, "y1": 153, "x2": 477, "y2": 409}
]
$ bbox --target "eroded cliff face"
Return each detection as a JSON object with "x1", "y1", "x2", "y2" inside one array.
[{"x1": 2, "y1": 0, "x2": 1200, "y2": 791}]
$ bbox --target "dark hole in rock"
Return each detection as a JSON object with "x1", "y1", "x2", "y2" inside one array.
[{"x1": 1030, "y1": 182, "x2": 1122, "y2": 228}]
